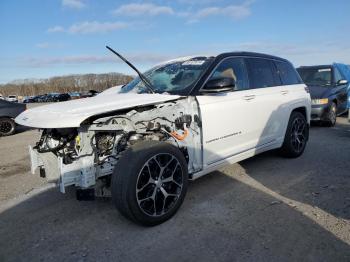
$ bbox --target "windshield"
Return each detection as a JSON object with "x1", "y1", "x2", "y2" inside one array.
[
  {"x1": 119, "y1": 56, "x2": 214, "y2": 95},
  {"x1": 297, "y1": 67, "x2": 332, "y2": 86}
]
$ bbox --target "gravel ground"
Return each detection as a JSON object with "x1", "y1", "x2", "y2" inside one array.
[{"x1": 0, "y1": 112, "x2": 349, "y2": 262}]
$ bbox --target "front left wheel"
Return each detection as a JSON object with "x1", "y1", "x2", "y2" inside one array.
[
  {"x1": 323, "y1": 102, "x2": 337, "y2": 127},
  {"x1": 111, "y1": 141, "x2": 188, "y2": 226}
]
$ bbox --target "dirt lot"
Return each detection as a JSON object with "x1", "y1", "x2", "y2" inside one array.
[{"x1": 0, "y1": 112, "x2": 350, "y2": 261}]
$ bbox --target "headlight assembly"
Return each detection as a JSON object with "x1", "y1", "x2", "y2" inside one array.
[{"x1": 312, "y1": 98, "x2": 329, "y2": 105}]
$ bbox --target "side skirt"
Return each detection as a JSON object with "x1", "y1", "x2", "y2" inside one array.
[{"x1": 190, "y1": 140, "x2": 282, "y2": 180}]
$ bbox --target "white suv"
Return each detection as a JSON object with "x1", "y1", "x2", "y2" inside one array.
[{"x1": 16, "y1": 51, "x2": 311, "y2": 226}]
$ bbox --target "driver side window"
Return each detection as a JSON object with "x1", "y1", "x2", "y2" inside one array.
[
  {"x1": 209, "y1": 57, "x2": 249, "y2": 91},
  {"x1": 334, "y1": 67, "x2": 343, "y2": 83}
]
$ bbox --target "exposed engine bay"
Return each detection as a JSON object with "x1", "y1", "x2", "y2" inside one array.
[{"x1": 30, "y1": 97, "x2": 202, "y2": 195}]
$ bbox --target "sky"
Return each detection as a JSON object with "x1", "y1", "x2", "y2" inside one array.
[{"x1": 0, "y1": 0, "x2": 350, "y2": 83}]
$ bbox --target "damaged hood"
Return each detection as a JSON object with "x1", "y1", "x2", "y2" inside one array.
[{"x1": 15, "y1": 93, "x2": 180, "y2": 128}]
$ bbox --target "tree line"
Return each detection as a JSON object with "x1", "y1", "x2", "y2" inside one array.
[{"x1": 0, "y1": 73, "x2": 133, "y2": 97}]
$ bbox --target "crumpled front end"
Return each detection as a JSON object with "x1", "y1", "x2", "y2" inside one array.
[
  {"x1": 28, "y1": 97, "x2": 202, "y2": 195},
  {"x1": 29, "y1": 128, "x2": 99, "y2": 193}
]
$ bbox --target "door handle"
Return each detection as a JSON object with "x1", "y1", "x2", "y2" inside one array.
[
  {"x1": 243, "y1": 95, "x2": 256, "y2": 101},
  {"x1": 281, "y1": 90, "x2": 289, "y2": 95}
]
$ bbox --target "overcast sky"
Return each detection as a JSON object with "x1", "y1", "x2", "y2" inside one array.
[{"x1": 0, "y1": 0, "x2": 349, "y2": 83}]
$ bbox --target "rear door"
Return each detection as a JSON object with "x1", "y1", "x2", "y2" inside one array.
[
  {"x1": 244, "y1": 58, "x2": 288, "y2": 145},
  {"x1": 274, "y1": 60, "x2": 308, "y2": 129}
]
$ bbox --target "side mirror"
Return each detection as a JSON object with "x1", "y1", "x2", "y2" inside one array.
[
  {"x1": 337, "y1": 79, "x2": 348, "y2": 85},
  {"x1": 202, "y1": 77, "x2": 235, "y2": 93}
]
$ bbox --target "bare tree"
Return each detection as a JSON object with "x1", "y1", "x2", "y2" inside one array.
[{"x1": 0, "y1": 73, "x2": 133, "y2": 96}]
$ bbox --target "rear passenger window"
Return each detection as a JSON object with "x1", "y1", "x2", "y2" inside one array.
[
  {"x1": 209, "y1": 57, "x2": 248, "y2": 91},
  {"x1": 246, "y1": 58, "x2": 277, "y2": 89},
  {"x1": 275, "y1": 61, "x2": 302, "y2": 85}
]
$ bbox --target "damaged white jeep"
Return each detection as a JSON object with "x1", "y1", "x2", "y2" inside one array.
[{"x1": 16, "y1": 48, "x2": 311, "y2": 226}]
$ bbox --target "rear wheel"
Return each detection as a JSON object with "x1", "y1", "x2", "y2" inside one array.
[
  {"x1": 323, "y1": 102, "x2": 337, "y2": 127},
  {"x1": 112, "y1": 141, "x2": 188, "y2": 226},
  {"x1": 280, "y1": 111, "x2": 308, "y2": 158},
  {"x1": 0, "y1": 118, "x2": 15, "y2": 136}
]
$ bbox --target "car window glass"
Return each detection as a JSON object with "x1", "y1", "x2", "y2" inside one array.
[
  {"x1": 121, "y1": 56, "x2": 214, "y2": 95},
  {"x1": 297, "y1": 67, "x2": 332, "y2": 86},
  {"x1": 246, "y1": 58, "x2": 276, "y2": 89},
  {"x1": 334, "y1": 67, "x2": 343, "y2": 82},
  {"x1": 338, "y1": 64, "x2": 350, "y2": 80},
  {"x1": 208, "y1": 57, "x2": 248, "y2": 91},
  {"x1": 275, "y1": 61, "x2": 301, "y2": 85}
]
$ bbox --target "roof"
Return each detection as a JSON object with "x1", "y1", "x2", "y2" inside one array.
[
  {"x1": 157, "y1": 51, "x2": 291, "y2": 67},
  {"x1": 217, "y1": 51, "x2": 290, "y2": 62}
]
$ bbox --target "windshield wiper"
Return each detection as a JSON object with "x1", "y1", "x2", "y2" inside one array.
[{"x1": 106, "y1": 46, "x2": 155, "y2": 94}]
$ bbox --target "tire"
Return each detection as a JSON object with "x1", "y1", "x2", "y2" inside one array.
[
  {"x1": 111, "y1": 141, "x2": 188, "y2": 226},
  {"x1": 323, "y1": 102, "x2": 337, "y2": 127},
  {"x1": 0, "y1": 118, "x2": 16, "y2": 136},
  {"x1": 279, "y1": 111, "x2": 308, "y2": 158}
]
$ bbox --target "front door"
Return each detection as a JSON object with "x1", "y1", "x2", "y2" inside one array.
[
  {"x1": 334, "y1": 66, "x2": 348, "y2": 113},
  {"x1": 197, "y1": 57, "x2": 290, "y2": 167},
  {"x1": 197, "y1": 57, "x2": 282, "y2": 167}
]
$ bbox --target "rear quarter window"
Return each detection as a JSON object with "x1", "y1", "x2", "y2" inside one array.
[
  {"x1": 275, "y1": 61, "x2": 302, "y2": 85},
  {"x1": 246, "y1": 58, "x2": 279, "y2": 89}
]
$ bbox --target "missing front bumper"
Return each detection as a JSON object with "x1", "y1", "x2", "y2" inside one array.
[{"x1": 29, "y1": 146, "x2": 96, "y2": 193}]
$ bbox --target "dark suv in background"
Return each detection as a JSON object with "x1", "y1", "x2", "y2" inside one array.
[
  {"x1": 0, "y1": 99, "x2": 26, "y2": 136},
  {"x1": 297, "y1": 63, "x2": 350, "y2": 126}
]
